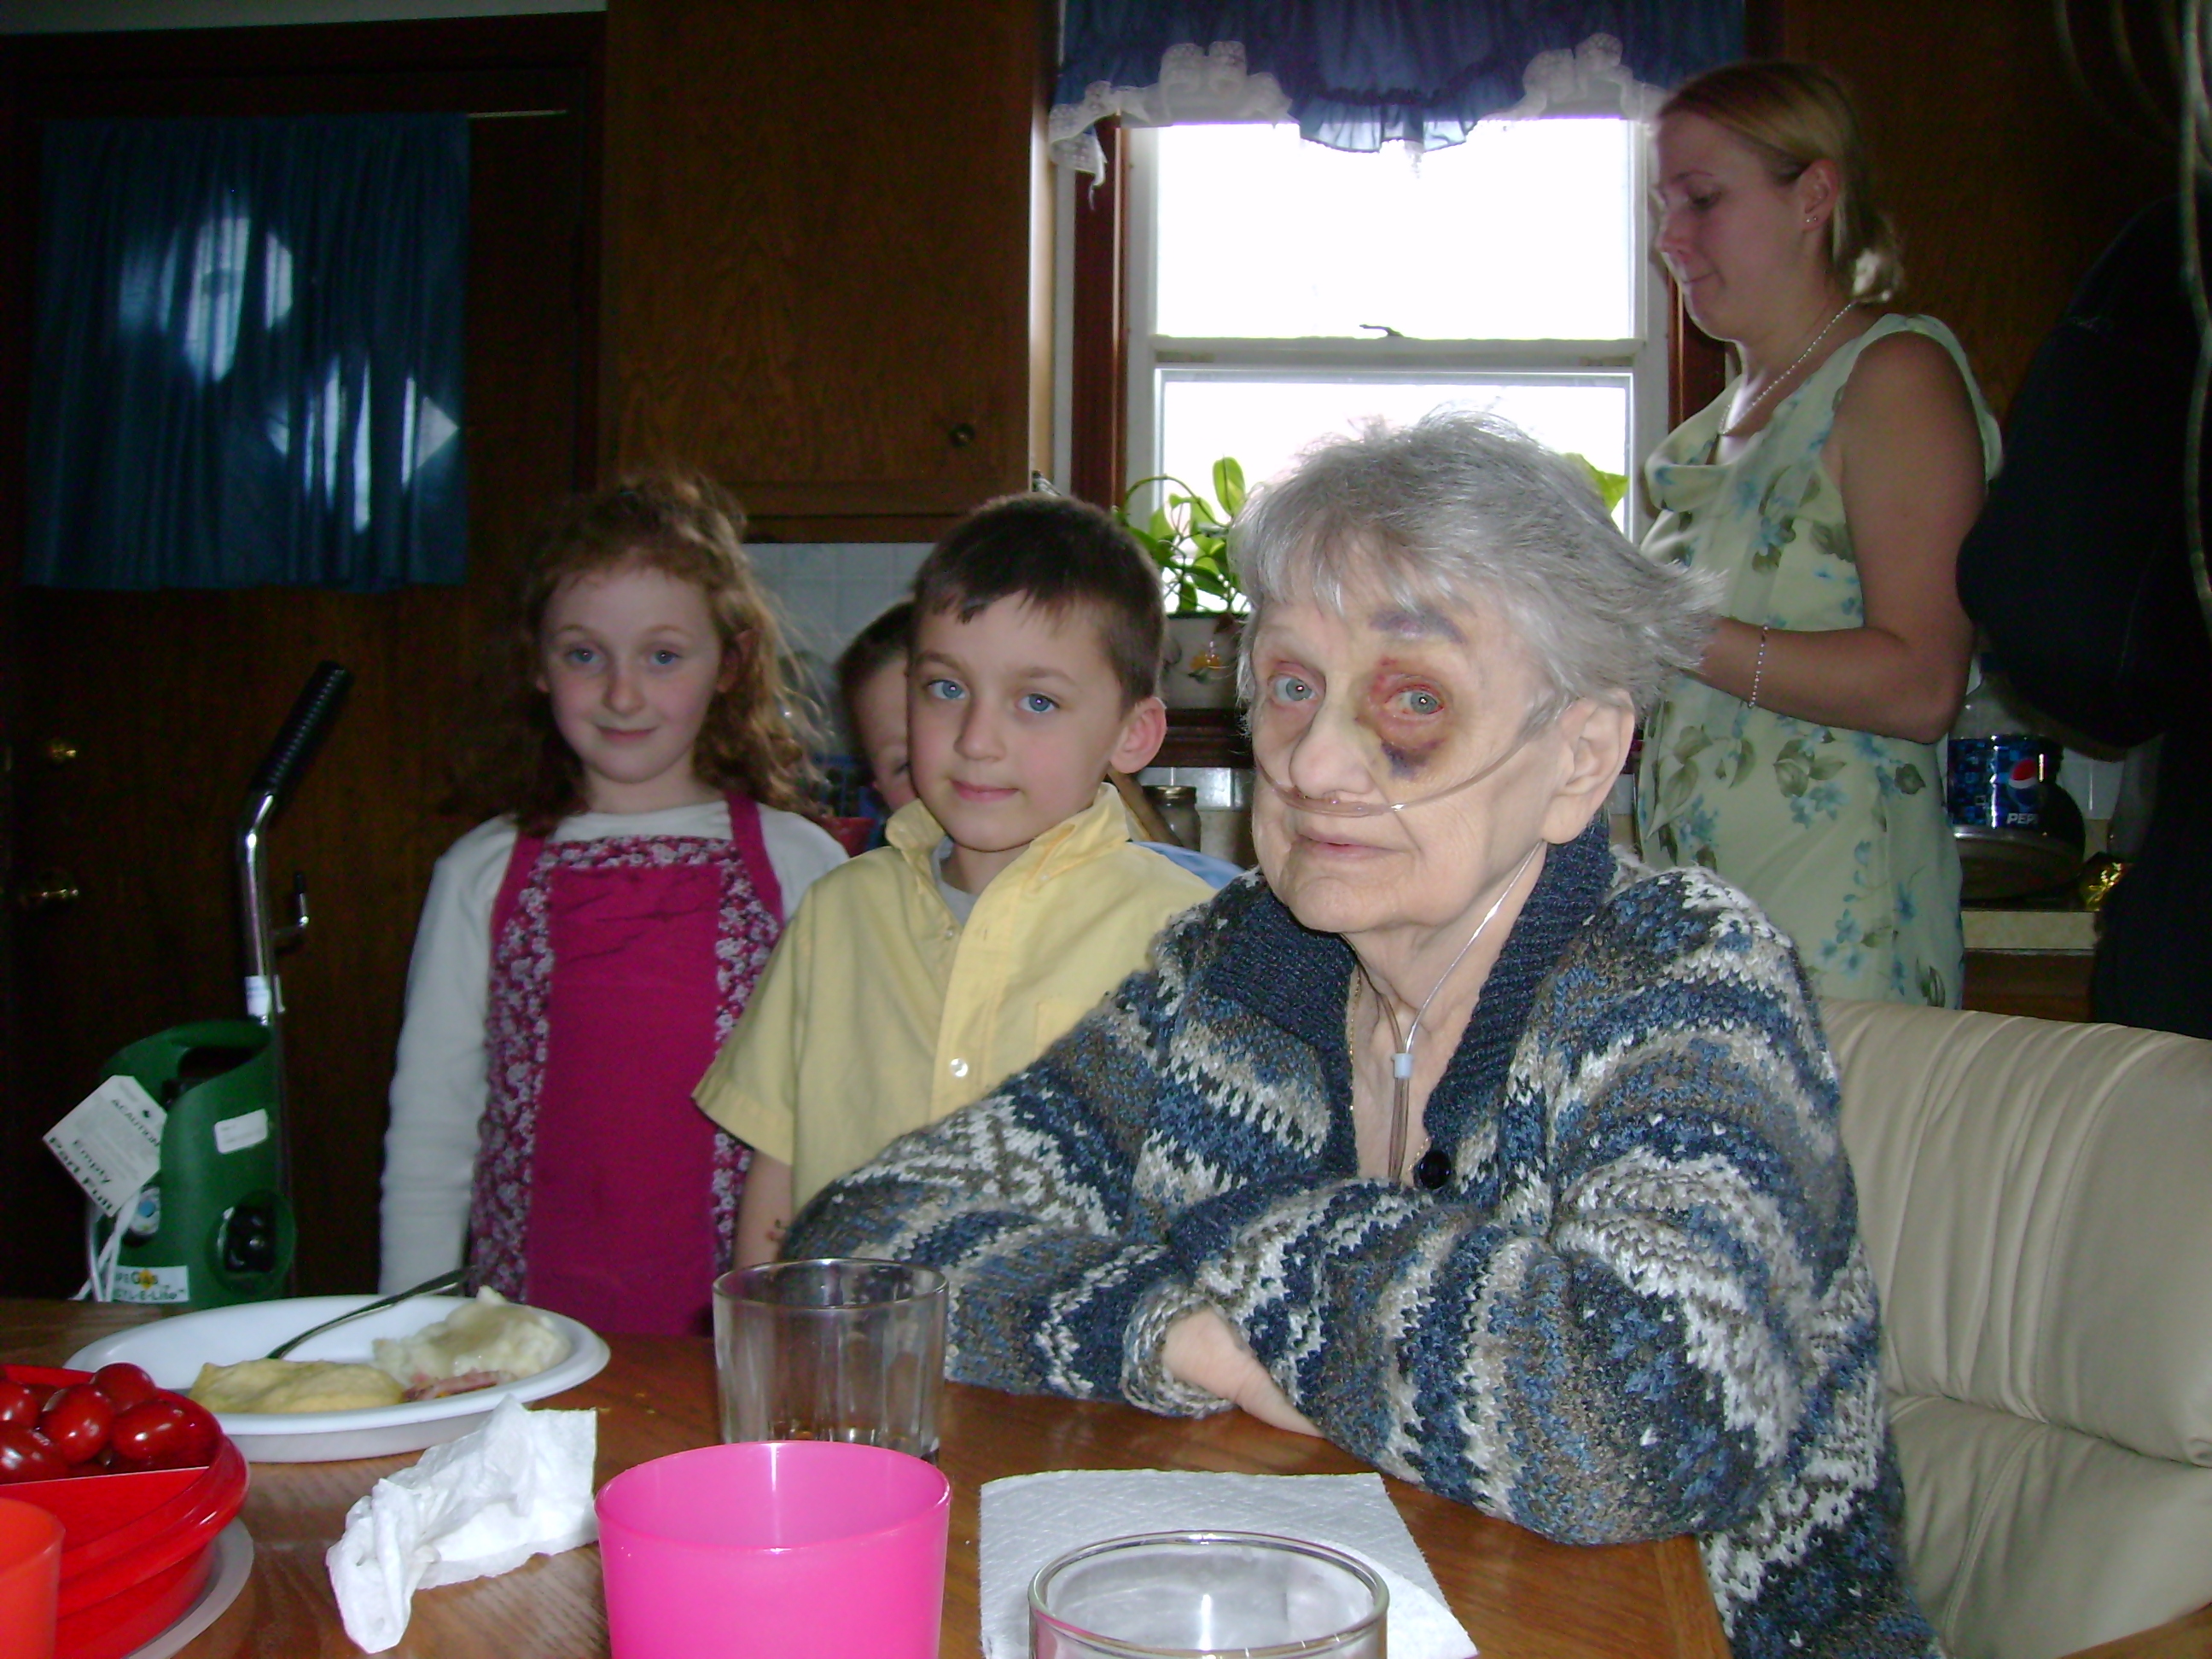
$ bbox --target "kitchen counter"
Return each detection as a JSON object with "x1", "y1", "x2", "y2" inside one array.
[{"x1": 1964, "y1": 907, "x2": 2098, "y2": 953}]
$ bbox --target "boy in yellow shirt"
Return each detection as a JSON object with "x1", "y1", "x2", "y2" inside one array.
[{"x1": 697, "y1": 494, "x2": 1216, "y2": 1265}]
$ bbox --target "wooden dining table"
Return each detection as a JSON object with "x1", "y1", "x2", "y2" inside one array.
[{"x1": 7, "y1": 1298, "x2": 2209, "y2": 1659}]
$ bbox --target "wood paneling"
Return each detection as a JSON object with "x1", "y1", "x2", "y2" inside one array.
[
  {"x1": 1068, "y1": 119, "x2": 1128, "y2": 509},
  {"x1": 600, "y1": 0, "x2": 1047, "y2": 533},
  {"x1": 1962, "y1": 951, "x2": 2096, "y2": 1022},
  {"x1": 0, "y1": 20, "x2": 600, "y2": 1296},
  {"x1": 1773, "y1": 0, "x2": 2170, "y2": 418},
  {"x1": 1668, "y1": 284, "x2": 1731, "y2": 432}
]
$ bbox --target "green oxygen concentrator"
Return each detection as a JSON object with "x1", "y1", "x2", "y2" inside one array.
[{"x1": 91, "y1": 663, "x2": 351, "y2": 1310}]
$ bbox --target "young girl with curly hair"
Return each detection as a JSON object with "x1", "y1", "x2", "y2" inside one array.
[{"x1": 379, "y1": 473, "x2": 843, "y2": 1333}]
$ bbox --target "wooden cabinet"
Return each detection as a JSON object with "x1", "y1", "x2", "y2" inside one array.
[
  {"x1": 601, "y1": 0, "x2": 1050, "y2": 537},
  {"x1": 1761, "y1": 0, "x2": 2168, "y2": 417},
  {"x1": 1963, "y1": 952, "x2": 2095, "y2": 1022}
]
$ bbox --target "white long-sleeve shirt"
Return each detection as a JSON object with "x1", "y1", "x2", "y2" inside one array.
[{"x1": 378, "y1": 800, "x2": 845, "y2": 1292}]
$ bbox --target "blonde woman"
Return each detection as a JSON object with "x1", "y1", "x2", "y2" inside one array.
[{"x1": 1639, "y1": 61, "x2": 1999, "y2": 1005}]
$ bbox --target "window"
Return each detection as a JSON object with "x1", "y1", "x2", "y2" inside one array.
[{"x1": 1118, "y1": 119, "x2": 1667, "y2": 572}]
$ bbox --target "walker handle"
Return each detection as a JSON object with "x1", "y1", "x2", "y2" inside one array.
[{"x1": 247, "y1": 661, "x2": 352, "y2": 811}]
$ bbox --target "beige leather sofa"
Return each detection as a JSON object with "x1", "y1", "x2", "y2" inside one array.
[{"x1": 1823, "y1": 999, "x2": 2212, "y2": 1659}]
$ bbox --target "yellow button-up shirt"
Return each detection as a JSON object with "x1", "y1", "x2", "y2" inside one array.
[{"x1": 694, "y1": 783, "x2": 1214, "y2": 1209}]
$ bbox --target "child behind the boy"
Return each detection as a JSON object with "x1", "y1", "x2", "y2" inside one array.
[
  {"x1": 380, "y1": 474, "x2": 845, "y2": 1332},
  {"x1": 696, "y1": 494, "x2": 1215, "y2": 1264},
  {"x1": 836, "y1": 600, "x2": 917, "y2": 837}
]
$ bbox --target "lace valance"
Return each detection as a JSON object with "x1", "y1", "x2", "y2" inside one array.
[{"x1": 1051, "y1": 0, "x2": 1742, "y2": 172}]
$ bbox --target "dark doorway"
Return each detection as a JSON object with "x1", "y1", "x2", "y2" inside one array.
[{"x1": 0, "y1": 15, "x2": 602, "y2": 1295}]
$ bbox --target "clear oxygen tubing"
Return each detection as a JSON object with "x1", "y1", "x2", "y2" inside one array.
[{"x1": 1359, "y1": 841, "x2": 1543, "y2": 1184}]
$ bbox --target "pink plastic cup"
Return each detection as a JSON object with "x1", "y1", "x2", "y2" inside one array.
[
  {"x1": 597, "y1": 1440, "x2": 951, "y2": 1659},
  {"x1": 0, "y1": 1497, "x2": 65, "y2": 1659}
]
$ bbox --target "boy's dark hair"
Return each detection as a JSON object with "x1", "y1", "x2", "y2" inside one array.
[
  {"x1": 912, "y1": 495, "x2": 1164, "y2": 705},
  {"x1": 835, "y1": 600, "x2": 915, "y2": 725}
]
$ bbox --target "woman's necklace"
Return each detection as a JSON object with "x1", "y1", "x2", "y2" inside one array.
[
  {"x1": 1359, "y1": 842, "x2": 1542, "y2": 1187},
  {"x1": 1719, "y1": 301, "x2": 1856, "y2": 438}
]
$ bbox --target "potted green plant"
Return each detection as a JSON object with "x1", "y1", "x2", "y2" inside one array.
[
  {"x1": 1115, "y1": 450, "x2": 1621, "y2": 709},
  {"x1": 1118, "y1": 458, "x2": 1246, "y2": 708}
]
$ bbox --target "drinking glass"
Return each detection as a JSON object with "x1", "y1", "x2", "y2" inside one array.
[
  {"x1": 0, "y1": 1499, "x2": 63, "y2": 1659},
  {"x1": 713, "y1": 1258, "x2": 948, "y2": 1461},
  {"x1": 1030, "y1": 1531, "x2": 1388, "y2": 1659},
  {"x1": 598, "y1": 1440, "x2": 950, "y2": 1659}
]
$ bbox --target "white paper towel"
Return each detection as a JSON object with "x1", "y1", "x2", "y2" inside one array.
[
  {"x1": 326, "y1": 1397, "x2": 598, "y2": 1652},
  {"x1": 979, "y1": 1469, "x2": 1478, "y2": 1658}
]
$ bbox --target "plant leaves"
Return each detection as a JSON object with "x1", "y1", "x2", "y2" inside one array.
[
  {"x1": 1214, "y1": 457, "x2": 1247, "y2": 515},
  {"x1": 1119, "y1": 461, "x2": 1249, "y2": 612},
  {"x1": 1563, "y1": 451, "x2": 1628, "y2": 511}
]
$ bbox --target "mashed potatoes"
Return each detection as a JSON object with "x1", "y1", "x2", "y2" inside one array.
[
  {"x1": 189, "y1": 1359, "x2": 405, "y2": 1414},
  {"x1": 188, "y1": 1289, "x2": 567, "y2": 1414}
]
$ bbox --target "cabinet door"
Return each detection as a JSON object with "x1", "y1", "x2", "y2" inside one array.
[{"x1": 603, "y1": 0, "x2": 1045, "y2": 525}]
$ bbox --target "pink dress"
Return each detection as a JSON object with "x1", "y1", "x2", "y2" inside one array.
[{"x1": 465, "y1": 795, "x2": 783, "y2": 1335}]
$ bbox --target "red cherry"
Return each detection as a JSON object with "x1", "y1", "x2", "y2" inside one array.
[
  {"x1": 169, "y1": 1397, "x2": 221, "y2": 1465},
  {"x1": 0, "y1": 1380, "x2": 39, "y2": 1431},
  {"x1": 91, "y1": 1362, "x2": 160, "y2": 1412},
  {"x1": 0, "y1": 1425, "x2": 67, "y2": 1484},
  {"x1": 108, "y1": 1398, "x2": 190, "y2": 1464},
  {"x1": 38, "y1": 1383, "x2": 114, "y2": 1464}
]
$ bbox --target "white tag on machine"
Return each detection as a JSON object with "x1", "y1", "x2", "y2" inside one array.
[
  {"x1": 212, "y1": 1109, "x2": 269, "y2": 1155},
  {"x1": 44, "y1": 1076, "x2": 166, "y2": 1218}
]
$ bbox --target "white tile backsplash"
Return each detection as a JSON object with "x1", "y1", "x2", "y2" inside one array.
[
  {"x1": 2059, "y1": 750, "x2": 2125, "y2": 820},
  {"x1": 749, "y1": 542, "x2": 932, "y2": 753},
  {"x1": 750, "y1": 542, "x2": 930, "y2": 662}
]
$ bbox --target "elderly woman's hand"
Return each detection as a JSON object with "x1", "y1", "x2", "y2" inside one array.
[{"x1": 1163, "y1": 1307, "x2": 1323, "y2": 1436}]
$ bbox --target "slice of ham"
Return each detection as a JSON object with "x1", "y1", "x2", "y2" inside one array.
[{"x1": 400, "y1": 1371, "x2": 505, "y2": 1402}]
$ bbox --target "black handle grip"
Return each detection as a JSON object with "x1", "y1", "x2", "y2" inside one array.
[{"x1": 248, "y1": 662, "x2": 352, "y2": 806}]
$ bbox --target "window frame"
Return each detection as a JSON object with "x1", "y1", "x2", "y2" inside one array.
[
  {"x1": 1059, "y1": 119, "x2": 1732, "y2": 527},
  {"x1": 1116, "y1": 119, "x2": 1674, "y2": 538}
]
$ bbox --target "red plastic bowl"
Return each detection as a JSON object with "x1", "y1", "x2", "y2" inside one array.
[{"x1": 0, "y1": 1366, "x2": 248, "y2": 1659}]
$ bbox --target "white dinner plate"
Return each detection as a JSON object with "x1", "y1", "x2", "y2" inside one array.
[{"x1": 66, "y1": 1295, "x2": 610, "y2": 1462}]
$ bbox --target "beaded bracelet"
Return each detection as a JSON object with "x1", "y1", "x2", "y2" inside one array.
[{"x1": 1749, "y1": 624, "x2": 1771, "y2": 709}]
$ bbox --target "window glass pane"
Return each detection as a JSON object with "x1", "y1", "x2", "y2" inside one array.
[
  {"x1": 1154, "y1": 122, "x2": 1634, "y2": 341},
  {"x1": 1157, "y1": 376, "x2": 1629, "y2": 516}
]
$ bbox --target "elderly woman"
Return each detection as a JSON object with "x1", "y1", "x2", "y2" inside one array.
[{"x1": 789, "y1": 412, "x2": 1937, "y2": 1659}]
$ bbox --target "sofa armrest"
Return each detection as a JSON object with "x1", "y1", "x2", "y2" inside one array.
[{"x1": 1822, "y1": 999, "x2": 2212, "y2": 1467}]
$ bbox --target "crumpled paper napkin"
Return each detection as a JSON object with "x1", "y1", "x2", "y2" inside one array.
[
  {"x1": 979, "y1": 1469, "x2": 1478, "y2": 1659},
  {"x1": 326, "y1": 1396, "x2": 598, "y2": 1652}
]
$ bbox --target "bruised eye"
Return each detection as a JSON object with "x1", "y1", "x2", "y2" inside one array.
[
  {"x1": 1267, "y1": 672, "x2": 1318, "y2": 705},
  {"x1": 1390, "y1": 688, "x2": 1443, "y2": 718},
  {"x1": 923, "y1": 678, "x2": 966, "y2": 703}
]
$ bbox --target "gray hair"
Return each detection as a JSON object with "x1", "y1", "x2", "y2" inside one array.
[{"x1": 1231, "y1": 409, "x2": 1714, "y2": 722}]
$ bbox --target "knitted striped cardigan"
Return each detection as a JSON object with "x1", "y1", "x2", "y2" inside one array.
[{"x1": 789, "y1": 818, "x2": 1941, "y2": 1658}]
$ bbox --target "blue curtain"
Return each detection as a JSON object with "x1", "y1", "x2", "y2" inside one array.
[
  {"x1": 1058, "y1": 0, "x2": 1743, "y2": 151},
  {"x1": 27, "y1": 114, "x2": 469, "y2": 591}
]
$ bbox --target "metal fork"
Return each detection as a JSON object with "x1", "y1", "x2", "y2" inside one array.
[{"x1": 264, "y1": 1267, "x2": 467, "y2": 1359}]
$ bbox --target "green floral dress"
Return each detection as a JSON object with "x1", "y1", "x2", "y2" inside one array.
[{"x1": 1635, "y1": 314, "x2": 2000, "y2": 1006}]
